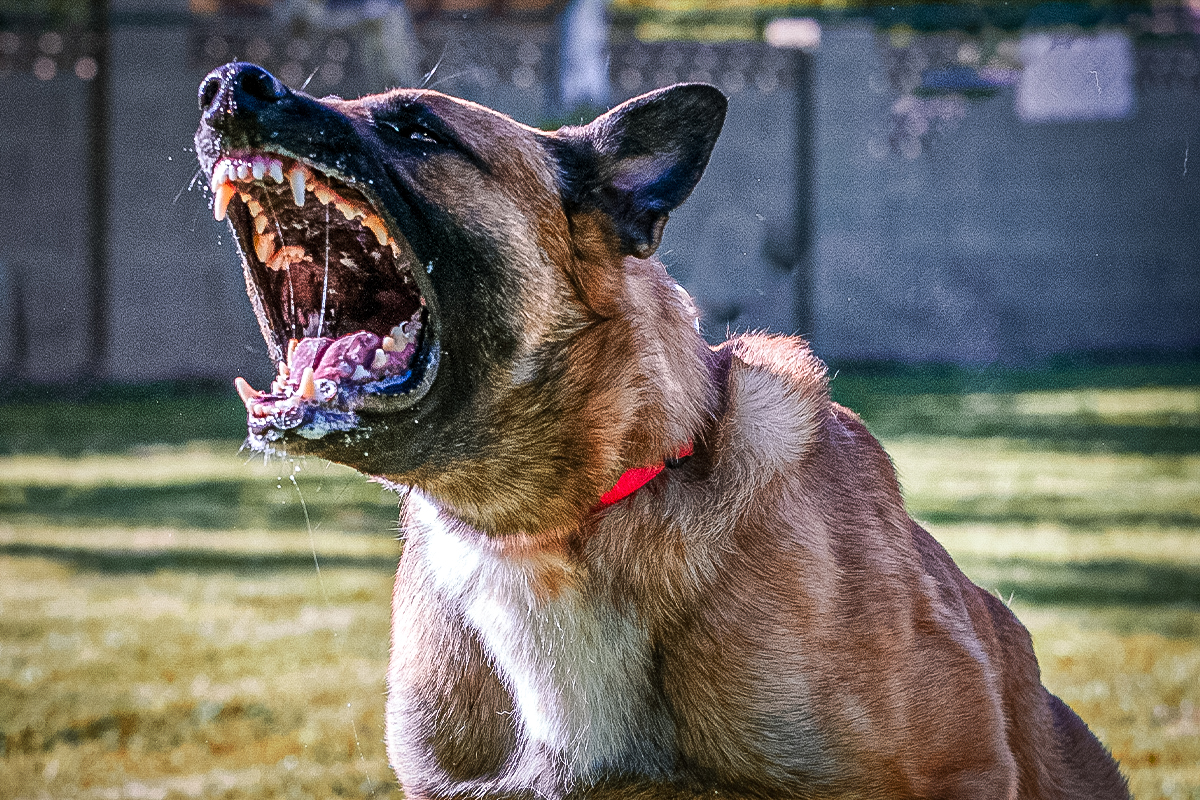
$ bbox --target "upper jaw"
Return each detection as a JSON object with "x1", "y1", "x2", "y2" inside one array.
[{"x1": 203, "y1": 140, "x2": 441, "y2": 452}]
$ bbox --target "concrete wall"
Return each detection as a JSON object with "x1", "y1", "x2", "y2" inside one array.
[{"x1": 0, "y1": 8, "x2": 1196, "y2": 386}]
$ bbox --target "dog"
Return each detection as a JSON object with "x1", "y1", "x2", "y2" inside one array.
[{"x1": 194, "y1": 61, "x2": 1130, "y2": 799}]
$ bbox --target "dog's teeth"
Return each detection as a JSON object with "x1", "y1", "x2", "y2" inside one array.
[
  {"x1": 234, "y1": 376, "x2": 262, "y2": 405},
  {"x1": 252, "y1": 161, "x2": 265, "y2": 180},
  {"x1": 267, "y1": 245, "x2": 306, "y2": 272},
  {"x1": 289, "y1": 166, "x2": 306, "y2": 206},
  {"x1": 287, "y1": 338, "x2": 299, "y2": 368},
  {"x1": 313, "y1": 185, "x2": 333, "y2": 205},
  {"x1": 236, "y1": 162, "x2": 251, "y2": 181},
  {"x1": 254, "y1": 232, "x2": 276, "y2": 263},
  {"x1": 210, "y1": 161, "x2": 230, "y2": 193},
  {"x1": 246, "y1": 198, "x2": 262, "y2": 217},
  {"x1": 371, "y1": 348, "x2": 389, "y2": 370},
  {"x1": 254, "y1": 214, "x2": 269, "y2": 234},
  {"x1": 297, "y1": 366, "x2": 316, "y2": 400},
  {"x1": 269, "y1": 160, "x2": 284, "y2": 183},
  {"x1": 333, "y1": 200, "x2": 360, "y2": 221},
  {"x1": 363, "y1": 214, "x2": 388, "y2": 246},
  {"x1": 381, "y1": 336, "x2": 397, "y2": 352},
  {"x1": 213, "y1": 180, "x2": 235, "y2": 221}
]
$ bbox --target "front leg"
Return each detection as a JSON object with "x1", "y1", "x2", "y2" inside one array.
[{"x1": 386, "y1": 544, "x2": 521, "y2": 797}]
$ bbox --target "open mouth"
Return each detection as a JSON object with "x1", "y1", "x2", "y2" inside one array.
[{"x1": 211, "y1": 151, "x2": 437, "y2": 449}]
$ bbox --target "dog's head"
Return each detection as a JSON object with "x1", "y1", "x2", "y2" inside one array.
[{"x1": 195, "y1": 63, "x2": 726, "y2": 532}]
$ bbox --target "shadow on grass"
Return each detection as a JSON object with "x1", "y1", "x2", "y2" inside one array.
[
  {"x1": 0, "y1": 542, "x2": 399, "y2": 574},
  {"x1": 916, "y1": 508, "x2": 1200, "y2": 528},
  {"x1": 0, "y1": 481, "x2": 399, "y2": 531},
  {"x1": 960, "y1": 557, "x2": 1200, "y2": 606}
]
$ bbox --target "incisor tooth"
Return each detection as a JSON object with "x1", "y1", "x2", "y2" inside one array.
[
  {"x1": 236, "y1": 163, "x2": 251, "y2": 180},
  {"x1": 234, "y1": 377, "x2": 261, "y2": 404},
  {"x1": 289, "y1": 167, "x2": 306, "y2": 206},
  {"x1": 371, "y1": 349, "x2": 389, "y2": 370},
  {"x1": 297, "y1": 367, "x2": 316, "y2": 401},
  {"x1": 213, "y1": 180, "x2": 235, "y2": 221},
  {"x1": 254, "y1": 233, "x2": 276, "y2": 263},
  {"x1": 269, "y1": 161, "x2": 284, "y2": 183},
  {"x1": 252, "y1": 161, "x2": 265, "y2": 180},
  {"x1": 363, "y1": 215, "x2": 388, "y2": 246}
]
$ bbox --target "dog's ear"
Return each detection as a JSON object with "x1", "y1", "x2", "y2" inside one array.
[{"x1": 553, "y1": 84, "x2": 727, "y2": 259}]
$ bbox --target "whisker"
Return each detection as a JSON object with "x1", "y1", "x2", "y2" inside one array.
[
  {"x1": 174, "y1": 167, "x2": 204, "y2": 206},
  {"x1": 301, "y1": 65, "x2": 321, "y2": 91}
]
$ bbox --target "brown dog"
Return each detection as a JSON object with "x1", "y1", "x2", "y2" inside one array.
[{"x1": 195, "y1": 62, "x2": 1130, "y2": 799}]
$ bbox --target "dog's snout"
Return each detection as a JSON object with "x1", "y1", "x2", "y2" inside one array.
[{"x1": 198, "y1": 62, "x2": 287, "y2": 117}]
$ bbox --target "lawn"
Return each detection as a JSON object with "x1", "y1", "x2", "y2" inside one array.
[{"x1": 1, "y1": 362, "x2": 1198, "y2": 799}]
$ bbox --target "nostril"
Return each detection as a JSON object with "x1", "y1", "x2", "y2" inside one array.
[
  {"x1": 239, "y1": 67, "x2": 285, "y2": 103},
  {"x1": 199, "y1": 76, "x2": 221, "y2": 111}
]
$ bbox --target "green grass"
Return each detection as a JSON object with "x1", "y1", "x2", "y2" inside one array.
[{"x1": 1, "y1": 362, "x2": 1198, "y2": 799}]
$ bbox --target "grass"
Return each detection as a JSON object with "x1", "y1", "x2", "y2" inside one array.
[{"x1": 1, "y1": 362, "x2": 1198, "y2": 799}]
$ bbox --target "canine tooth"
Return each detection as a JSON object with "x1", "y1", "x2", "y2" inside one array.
[
  {"x1": 297, "y1": 366, "x2": 316, "y2": 400},
  {"x1": 254, "y1": 214, "x2": 269, "y2": 234},
  {"x1": 371, "y1": 348, "x2": 389, "y2": 370},
  {"x1": 363, "y1": 214, "x2": 388, "y2": 246},
  {"x1": 210, "y1": 161, "x2": 230, "y2": 193},
  {"x1": 252, "y1": 161, "x2": 265, "y2": 180},
  {"x1": 289, "y1": 167, "x2": 306, "y2": 206},
  {"x1": 254, "y1": 232, "x2": 276, "y2": 263},
  {"x1": 269, "y1": 160, "x2": 284, "y2": 183},
  {"x1": 236, "y1": 162, "x2": 251, "y2": 180},
  {"x1": 234, "y1": 377, "x2": 262, "y2": 404},
  {"x1": 313, "y1": 185, "x2": 333, "y2": 205},
  {"x1": 213, "y1": 180, "x2": 235, "y2": 221},
  {"x1": 381, "y1": 336, "x2": 397, "y2": 352}
]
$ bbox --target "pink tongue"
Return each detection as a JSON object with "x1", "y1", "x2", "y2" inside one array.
[
  {"x1": 314, "y1": 331, "x2": 383, "y2": 382},
  {"x1": 291, "y1": 337, "x2": 334, "y2": 374}
]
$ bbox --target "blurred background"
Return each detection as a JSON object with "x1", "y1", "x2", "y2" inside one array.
[{"x1": 1, "y1": 0, "x2": 1198, "y2": 798}]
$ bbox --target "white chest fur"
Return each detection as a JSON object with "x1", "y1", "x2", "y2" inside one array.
[{"x1": 410, "y1": 493, "x2": 676, "y2": 782}]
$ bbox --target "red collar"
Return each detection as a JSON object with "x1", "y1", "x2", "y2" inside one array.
[{"x1": 595, "y1": 441, "x2": 694, "y2": 508}]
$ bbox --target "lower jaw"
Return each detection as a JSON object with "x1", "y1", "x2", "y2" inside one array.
[{"x1": 243, "y1": 334, "x2": 434, "y2": 452}]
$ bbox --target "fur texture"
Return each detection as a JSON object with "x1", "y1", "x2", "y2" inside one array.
[{"x1": 194, "y1": 65, "x2": 1131, "y2": 800}]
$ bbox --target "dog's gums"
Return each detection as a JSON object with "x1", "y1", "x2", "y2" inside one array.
[{"x1": 207, "y1": 150, "x2": 434, "y2": 448}]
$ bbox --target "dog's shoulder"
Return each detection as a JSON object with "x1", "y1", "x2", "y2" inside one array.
[{"x1": 708, "y1": 332, "x2": 831, "y2": 482}]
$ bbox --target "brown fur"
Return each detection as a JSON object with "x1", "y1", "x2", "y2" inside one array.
[{"x1": 195, "y1": 68, "x2": 1130, "y2": 799}]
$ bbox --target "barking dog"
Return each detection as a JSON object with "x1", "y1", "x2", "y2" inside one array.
[{"x1": 195, "y1": 62, "x2": 1130, "y2": 799}]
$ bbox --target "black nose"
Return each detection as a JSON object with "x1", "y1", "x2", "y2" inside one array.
[{"x1": 198, "y1": 62, "x2": 287, "y2": 118}]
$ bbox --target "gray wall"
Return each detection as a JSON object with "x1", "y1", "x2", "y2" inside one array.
[{"x1": 0, "y1": 7, "x2": 1197, "y2": 387}]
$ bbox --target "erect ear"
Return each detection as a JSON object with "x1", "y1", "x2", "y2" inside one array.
[{"x1": 552, "y1": 83, "x2": 727, "y2": 259}]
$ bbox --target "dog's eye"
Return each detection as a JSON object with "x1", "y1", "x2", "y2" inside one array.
[{"x1": 378, "y1": 120, "x2": 441, "y2": 147}]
